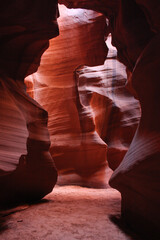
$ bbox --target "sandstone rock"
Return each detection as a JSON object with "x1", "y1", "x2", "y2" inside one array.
[
  {"x1": 0, "y1": 75, "x2": 28, "y2": 173},
  {"x1": 59, "y1": 0, "x2": 160, "y2": 238},
  {"x1": 59, "y1": 0, "x2": 154, "y2": 71},
  {"x1": 0, "y1": 1, "x2": 59, "y2": 80},
  {"x1": 0, "y1": 0, "x2": 59, "y2": 205},
  {"x1": 110, "y1": 33, "x2": 160, "y2": 238},
  {"x1": 75, "y1": 45, "x2": 140, "y2": 170},
  {"x1": 28, "y1": 6, "x2": 140, "y2": 175},
  {"x1": 28, "y1": 5, "x2": 108, "y2": 176},
  {"x1": 0, "y1": 74, "x2": 57, "y2": 205},
  {"x1": 135, "y1": 0, "x2": 160, "y2": 32},
  {"x1": 0, "y1": 1, "x2": 159, "y2": 238}
]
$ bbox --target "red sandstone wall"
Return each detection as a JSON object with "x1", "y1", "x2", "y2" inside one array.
[{"x1": 26, "y1": 5, "x2": 140, "y2": 174}]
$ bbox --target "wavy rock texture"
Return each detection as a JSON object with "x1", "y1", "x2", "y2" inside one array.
[
  {"x1": 110, "y1": 33, "x2": 160, "y2": 238},
  {"x1": 59, "y1": 0, "x2": 160, "y2": 237},
  {"x1": 0, "y1": 76, "x2": 28, "y2": 173},
  {"x1": 75, "y1": 46, "x2": 140, "y2": 170},
  {"x1": 0, "y1": 0, "x2": 59, "y2": 205},
  {"x1": 0, "y1": 0, "x2": 59, "y2": 80},
  {"x1": 27, "y1": 5, "x2": 140, "y2": 176},
  {"x1": 0, "y1": 75, "x2": 57, "y2": 205},
  {"x1": 59, "y1": 0, "x2": 155, "y2": 71},
  {"x1": 1, "y1": 0, "x2": 159, "y2": 237},
  {"x1": 27, "y1": 5, "x2": 108, "y2": 177}
]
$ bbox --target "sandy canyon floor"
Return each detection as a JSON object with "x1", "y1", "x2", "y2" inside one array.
[{"x1": 0, "y1": 169, "x2": 142, "y2": 240}]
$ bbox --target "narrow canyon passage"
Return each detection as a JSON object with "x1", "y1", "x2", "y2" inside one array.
[{"x1": 0, "y1": 1, "x2": 160, "y2": 239}]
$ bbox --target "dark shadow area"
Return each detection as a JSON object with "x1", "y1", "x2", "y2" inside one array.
[
  {"x1": 28, "y1": 198, "x2": 51, "y2": 205},
  {"x1": 0, "y1": 214, "x2": 9, "y2": 233},
  {"x1": 109, "y1": 214, "x2": 158, "y2": 240}
]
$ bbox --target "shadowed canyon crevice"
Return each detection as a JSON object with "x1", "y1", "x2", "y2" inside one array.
[{"x1": 0, "y1": 0, "x2": 160, "y2": 239}]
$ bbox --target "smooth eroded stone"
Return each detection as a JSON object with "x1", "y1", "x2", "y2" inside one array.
[
  {"x1": 75, "y1": 41, "x2": 140, "y2": 170},
  {"x1": 0, "y1": 0, "x2": 59, "y2": 80},
  {"x1": 27, "y1": 5, "x2": 108, "y2": 176},
  {"x1": 0, "y1": 0, "x2": 59, "y2": 205},
  {"x1": 0, "y1": 74, "x2": 57, "y2": 205},
  {"x1": 110, "y1": 33, "x2": 160, "y2": 238},
  {"x1": 59, "y1": 0, "x2": 154, "y2": 71},
  {"x1": 60, "y1": 1, "x2": 160, "y2": 238}
]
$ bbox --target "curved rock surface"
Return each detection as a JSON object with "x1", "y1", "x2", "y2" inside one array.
[
  {"x1": 28, "y1": 6, "x2": 140, "y2": 176},
  {"x1": 28, "y1": 5, "x2": 108, "y2": 176},
  {"x1": 0, "y1": 1, "x2": 160, "y2": 238},
  {"x1": 59, "y1": 0, "x2": 160, "y2": 238},
  {"x1": 75, "y1": 48, "x2": 140, "y2": 170},
  {"x1": 110, "y1": 33, "x2": 160, "y2": 238},
  {"x1": 59, "y1": 0, "x2": 156, "y2": 71},
  {"x1": 0, "y1": 0, "x2": 59, "y2": 205},
  {"x1": 0, "y1": 75, "x2": 57, "y2": 205}
]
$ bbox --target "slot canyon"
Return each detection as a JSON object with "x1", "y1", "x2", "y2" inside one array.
[{"x1": 0, "y1": 0, "x2": 160, "y2": 239}]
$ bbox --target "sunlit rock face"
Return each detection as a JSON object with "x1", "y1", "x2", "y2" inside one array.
[
  {"x1": 59, "y1": 0, "x2": 160, "y2": 237},
  {"x1": 59, "y1": 0, "x2": 155, "y2": 71},
  {"x1": 0, "y1": 0, "x2": 59, "y2": 205},
  {"x1": 27, "y1": 5, "x2": 108, "y2": 176},
  {"x1": 27, "y1": 5, "x2": 140, "y2": 176},
  {"x1": 0, "y1": 76, "x2": 58, "y2": 205},
  {"x1": 0, "y1": 76, "x2": 28, "y2": 173},
  {"x1": 75, "y1": 49, "x2": 140, "y2": 170}
]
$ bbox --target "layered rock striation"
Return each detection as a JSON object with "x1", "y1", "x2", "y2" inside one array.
[
  {"x1": 75, "y1": 52, "x2": 140, "y2": 170},
  {"x1": 27, "y1": 6, "x2": 140, "y2": 177},
  {"x1": 59, "y1": 0, "x2": 160, "y2": 238},
  {"x1": 0, "y1": 1, "x2": 159, "y2": 238},
  {"x1": 27, "y1": 5, "x2": 108, "y2": 177},
  {"x1": 0, "y1": 0, "x2": 59, "y2": 205}
]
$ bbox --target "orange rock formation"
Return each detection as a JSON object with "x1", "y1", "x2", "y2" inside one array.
[
  {"x1": 0, "y1": 0, "x2": 59, "y2": 205},
  {"x1": 0, "y1": 0, "x2": 160, "y2": 238}
]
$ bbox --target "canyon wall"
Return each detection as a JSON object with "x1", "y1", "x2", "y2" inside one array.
[
  {"x1": 26, "y1": 5, "x2": 140, "y2": 177},
  {"x1": 0, "y1": 1, "x2": 159, "y2": 238},
  {"x1": 58, "y1": 0, "x2": 160, "y2": 238},
  {"x1": 0, "y1": 0, "x2": 59, "y2": 205},
  {"x1": 26, "y1": 6, "x2": 108, "y2": 177},
  {"x1": 75, "y1": 54, "x2": 140, "y2": 171}
]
